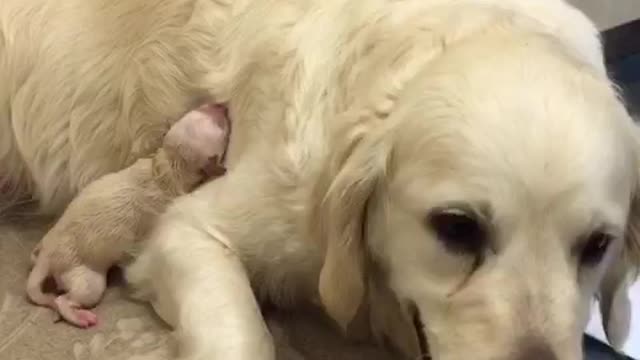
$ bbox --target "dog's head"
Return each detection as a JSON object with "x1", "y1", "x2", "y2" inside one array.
[{"x1": 313, "y1": 30, "x2": 640, "y2": 360}]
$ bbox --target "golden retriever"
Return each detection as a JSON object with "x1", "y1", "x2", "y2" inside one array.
[{"x1": 1, "y1": 0, "x2": 638, "y2": 359}]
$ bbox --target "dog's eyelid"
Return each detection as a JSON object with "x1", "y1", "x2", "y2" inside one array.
[
  {"x1": 427, "y1": 202, "x2": 492, "y2": 256},
  {"x1": 574, "y1": 226, "x2": 617, "y2": 266},
  {"x1": 573, "y1": 228, "x2": 613, "y2": 248},
  {"x1": 585, "y1": 224, "x2": 621, "y2": 242},
  {"x1": 430, "y1": 201, "x2": 491, "y2": 222},
  {"x1": 601, "y1": 228, "x2": 623, "y2": 242}
]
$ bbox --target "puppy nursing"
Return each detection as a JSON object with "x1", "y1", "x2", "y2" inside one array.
[
  {"x1": 26, "y1": 104, "x2": 229, "y2": 328},
  {"x1": 2, "y1": 0, "x2": 640, "y2": 358}
]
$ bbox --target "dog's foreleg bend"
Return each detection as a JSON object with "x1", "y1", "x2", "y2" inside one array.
[{"x1": 127, "y1": 216, "x2": 275, "y2": 360}]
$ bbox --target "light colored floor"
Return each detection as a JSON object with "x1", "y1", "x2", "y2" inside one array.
[{"x1": 0, "y1": 221, "x2": 396, "y2": 360}]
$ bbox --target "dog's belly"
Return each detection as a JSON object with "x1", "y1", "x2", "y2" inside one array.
[{"x1": 0, "y1": 0, "x2": 228, "y2": 214}]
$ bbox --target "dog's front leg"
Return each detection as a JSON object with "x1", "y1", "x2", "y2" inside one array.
[{"x1": 126, "y1": 217, "x2": 275, "y2": 360}]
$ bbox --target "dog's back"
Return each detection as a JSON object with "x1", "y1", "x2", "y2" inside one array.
[{"x1": 0, "y1": 0, "x2": 602, "y2": 216}]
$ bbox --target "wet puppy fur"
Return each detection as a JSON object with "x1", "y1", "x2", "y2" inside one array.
[
  {"x1": 1, "y1": 0, "x2": 639, "y2": 358},
  {"x1": 26, "y1": 104, "x2": 229, "y2": 327}
]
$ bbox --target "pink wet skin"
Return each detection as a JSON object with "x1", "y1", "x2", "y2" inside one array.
[
  {"x1": 167, "y1": 103, "x2": 231, "y2": 177},
  {"x1": 198, "y1": 103, "x2": 230, "y2": 175},
  {"x1": 54, "y1": 296, "x2": 98, "y2": 328}
]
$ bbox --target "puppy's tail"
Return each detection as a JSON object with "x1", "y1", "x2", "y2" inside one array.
[{"x1": 26, "y1": 256, "x2": 57, "y2": 310}]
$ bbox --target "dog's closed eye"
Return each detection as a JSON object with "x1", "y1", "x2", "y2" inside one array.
[{"x1": 427, "y1": 207, "x2": 488, "y2": 256}]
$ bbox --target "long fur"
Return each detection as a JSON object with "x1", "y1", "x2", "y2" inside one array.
[
  {"x1": 2, "y1": 0, "x2": 640, "y2": 359},
  {"x1": 24, "y1": 105, "x2": 228, "y2": 327},
  {"x1": 0, "y1": 0, "x2": 226, "y2": 214}
]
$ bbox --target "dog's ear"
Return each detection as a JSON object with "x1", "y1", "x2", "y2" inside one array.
[
  {"x1": 600, "y1": 187, "x2": 640, "y2": 350},
  {"x1": 598, "y1": 242, "x2": 632, "y2": 350},
  {"x1": 599, "y1": 121, "x2": 640, "y2": 350},
  {"x1": 623, "y1": 193, "x2": 640, "y2": 279},
  {"x1": 366, "y1": 273, "x2": 423, "y2": 357},
  {"x1": 311, "y1": 110, "x2": 391, "y2": 331}
]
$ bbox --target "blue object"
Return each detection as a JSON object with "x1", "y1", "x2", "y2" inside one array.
[
  {"x1": 605, "y1": 19, "x2": 640, "y2": 117},
  {"x1": 584, "y1": 335, "x2": 633, "y2": 359},
  {"x1": 612, "y1": 53, "x2": 640, "y2": 117}
]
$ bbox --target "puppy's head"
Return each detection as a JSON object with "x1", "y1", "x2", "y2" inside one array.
[
  {"x1": 156, "y1": 104, "x2": 229, "y2": 192},
  {"x1": 314, "y1": 31, "x2": 640, "y2": 360}
]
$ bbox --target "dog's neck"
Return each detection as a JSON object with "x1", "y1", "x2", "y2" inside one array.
[{"x1": 151, "y1": 150, "x2": 204, "y2": 197}]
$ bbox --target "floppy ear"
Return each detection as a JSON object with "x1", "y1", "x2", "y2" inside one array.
[
  {"x1": 366, "y1": 273, "x2": 423, "y2": 358},
  {"x1": 598, "y1": 241, "x2": 632, "y2": 350},
  {"x1": 599, "y1": 123, "x2": 640, "y2": 350},
  {"x1": 311, "y1": 110, "x2": 391, "y2": 331},
  {"x1": 623, "y1": 194, "x2": 640, "y2": 278}
]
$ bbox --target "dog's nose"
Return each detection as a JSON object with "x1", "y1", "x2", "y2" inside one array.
[{"x1": 514, "y1": 340, "x2": 558, "y2": 360}]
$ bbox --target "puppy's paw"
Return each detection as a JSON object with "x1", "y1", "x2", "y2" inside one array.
[{"x1": 74, "y1": 309, "x2": 99, "y2": 328}]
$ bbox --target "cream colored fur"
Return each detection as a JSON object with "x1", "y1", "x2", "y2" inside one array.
[
  {"x1": 2, "y1": 0, "x2": 639, "y2": 359},
  {"x1": 0, "y1": 0, "x2": 226, "y2": 213},
  {"x1": 25, "y1": 105, "x2": 228, "y2": 327}
]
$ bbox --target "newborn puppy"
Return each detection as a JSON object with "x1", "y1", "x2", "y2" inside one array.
[{"x1": 26, "y1": 104, "x2": 230, "y2": 328}]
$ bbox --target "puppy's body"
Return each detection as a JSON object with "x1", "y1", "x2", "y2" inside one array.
[
  {"x1": 2, "y1": 0, "x2": 639, "y2": 359},
  {"x1": 26, "y1": 105, "x2": 229, "y2": 328}
]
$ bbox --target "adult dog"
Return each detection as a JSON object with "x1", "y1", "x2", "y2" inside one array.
[{"x1": 1, "y1": 0, "x2": 639, "y2": 359}]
